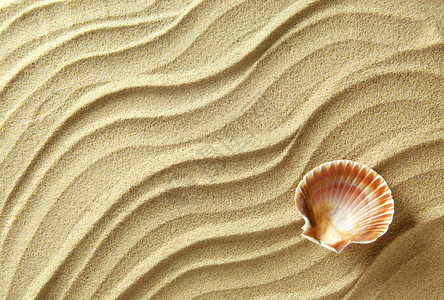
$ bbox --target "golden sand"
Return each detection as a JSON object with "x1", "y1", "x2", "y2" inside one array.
[{"x1": 0, "y1": 0, "x2": 443, "y2": 299}]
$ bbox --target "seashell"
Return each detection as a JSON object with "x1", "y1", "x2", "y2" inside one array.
[{"x1": 295, "y1": 160, "x2": 394, "y2": 253}]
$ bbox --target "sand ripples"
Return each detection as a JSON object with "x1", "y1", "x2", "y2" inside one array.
[{"x1": 1, "y1": 0, "x2": 443, "y2": 299}]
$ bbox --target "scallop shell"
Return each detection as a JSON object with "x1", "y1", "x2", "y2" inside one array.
[{"x1": 295, "y1": 160, "x2": 394, "y2": 253}]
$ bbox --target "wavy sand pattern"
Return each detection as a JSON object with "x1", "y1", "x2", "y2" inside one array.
[{"x1": 0, "y1": 0, "x2": 443, "y2": 299}]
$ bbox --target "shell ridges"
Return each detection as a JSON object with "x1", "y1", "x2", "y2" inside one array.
[{"x1": 295, "y1": 160, "x2": 394, "y2": 253}]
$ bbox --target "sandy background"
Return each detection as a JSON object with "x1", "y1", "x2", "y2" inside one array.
[{"x1": 0, "y1": 0, "x2": 443, "y2": 299}]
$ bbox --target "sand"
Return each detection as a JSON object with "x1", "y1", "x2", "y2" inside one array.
[{"x1": 0, "y1": 0, "x2": 443, "y2": 299}]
